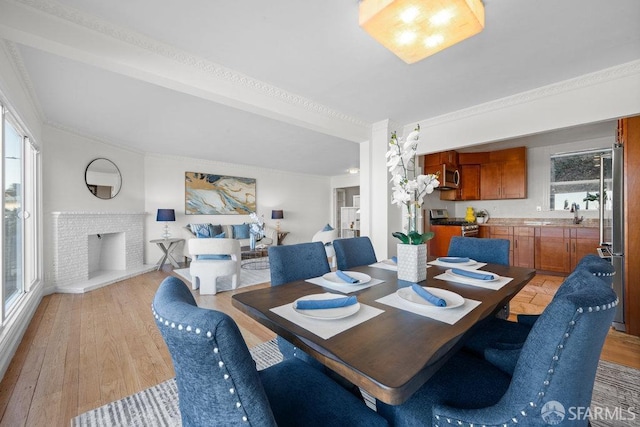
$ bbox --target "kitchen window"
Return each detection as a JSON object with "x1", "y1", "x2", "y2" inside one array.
[{"x1": 549, "y1": 148, "x2": 611, "y2": 211}]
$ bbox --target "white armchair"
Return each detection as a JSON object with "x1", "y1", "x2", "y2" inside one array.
[
  {"x1": 312, "y1": 228, "x2": 339, "y2": 268},
  {"x1": 188, "y1": 238, "x2": 241, "y2": 295}
]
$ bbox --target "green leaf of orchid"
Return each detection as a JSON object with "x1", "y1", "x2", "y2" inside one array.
[
  {"x1": 408, "y1": 231, "x2": 422, "y2": 245},
  {"x1": 392, "y1": 232, "x2": 409, "y2": 244},
  {"x1": 421, "y1": 232, "x2": 435, "y2": 242}
]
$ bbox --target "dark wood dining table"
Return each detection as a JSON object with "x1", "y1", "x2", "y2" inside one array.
[{"x1": 232, "y1": 259, "x2": 536, "y2": 405}]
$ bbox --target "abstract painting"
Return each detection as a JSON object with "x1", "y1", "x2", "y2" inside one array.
[{"x1": 185, "y1": 172, "x2": 256, "y2": 215}]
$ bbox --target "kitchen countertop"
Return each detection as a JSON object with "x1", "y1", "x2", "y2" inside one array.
[{"x1": 477, "y1": 218, "x2": 599, "y2": 228}]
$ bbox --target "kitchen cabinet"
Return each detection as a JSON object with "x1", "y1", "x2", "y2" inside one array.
[
  {"x1": 439, "y1": 164, "x2": 480, "y2": 201},
  {"x1": 424, "y1": 151, "x2": 457, "y2": 167},
  {"x1": 488, "y1": 226, "x2": 514, "y2": 265},
  {"x1": 514, "y1": 227, "x2": 535, "y2": 268},
  {"x1": 569, "y1": 228, "x2": 600, "y2": 270},
  {"x1": 427, "y1": 225, "x2": 461, "y2": 258},
  {"x1": 535, "y1": 227, "x2": 570, "y2": 273},
  {"x1": 480, "y1": 147, "x2": 527, "y2": 200},
  {"x1": 535, "y1": 226, "x2": 600, "y2": 273}
]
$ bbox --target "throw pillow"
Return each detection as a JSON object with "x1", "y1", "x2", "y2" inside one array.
[
  {"x1": 321, "y1": 224, "x2": 334, "y2": 231},
  {"x1": 210, "y1": 224, "x2": 223, "y2": 236},
  {"x1": 232, "y1": 223, "x2": 250, "y2": 239},
  {"x1": 190, "y1": 223, "x2": 213, "y2": 238},
  {"x1": 214, "y1": 232, "x2": 226, "y2": 238}
]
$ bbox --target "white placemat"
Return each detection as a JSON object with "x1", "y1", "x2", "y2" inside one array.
[
  {"x1": 305, "y1": 276, "x2": 385, "y2": 294},
  {"x1": 427, "y1": 259, "x2": 487, "y2": 269},
  {"x1": 376, "y1": 292, "x2": 481, "y2": 325},
  {"x1": 434, "y1": 272, "x2": 513, "y2": 290},
  {"x1": 368, "y1": 259, "x2": 398, "y2": 271},
  {"x1": 270, "y1": 294, "x2": 385, "y2": 340}
]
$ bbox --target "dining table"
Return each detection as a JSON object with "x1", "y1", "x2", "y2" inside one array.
[{"x1": 231, "y1": 257, "x2": 536, "y2": 405}]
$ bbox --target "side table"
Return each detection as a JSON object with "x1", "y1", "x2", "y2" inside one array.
[
  {"x1": 276, "y1": 231, "x2": 289, "y2": 246},
  {"x1": 150, "y1": 238, "x2": 184, "y2": 270}
]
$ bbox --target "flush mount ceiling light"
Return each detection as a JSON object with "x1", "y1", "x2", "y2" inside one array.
[{"x1": 359, "y1": 0, "x2": 485, "y2": 64}]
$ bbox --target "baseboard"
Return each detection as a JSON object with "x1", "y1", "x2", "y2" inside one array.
[{"x1": 0, "y1": 280, "x2": 44, "y2": 382}]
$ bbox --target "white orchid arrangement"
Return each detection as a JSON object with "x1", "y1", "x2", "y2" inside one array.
[
  {"x1": 249, "y1": 212, "x2": 265, "y2": 238},
  {"x1": 386, "y1": 124, "x2": 440, "y2": 244}
]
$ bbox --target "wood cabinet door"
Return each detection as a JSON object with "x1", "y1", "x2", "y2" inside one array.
[
  {"x1": 480, "y1": 162, "x2": 501, "y2": 199},
  {"x1": 501, "y1": 159, "x2": 527, "y2": 199},
  {"x1": 458, "y1": 164, "x2": 480, "y2": 200},
  {"x1": 536, "y1": 227, "x2": 570, "y2": 273},
  {"x1": 513, "y1": 227, "x2": 535, "y2": 268},
  {"x1": 570, "y1": 228, "x2": 600, "y2": 270}
]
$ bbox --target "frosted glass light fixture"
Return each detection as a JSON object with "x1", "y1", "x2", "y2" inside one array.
[{"x1": 359, "y1": 0, "x2": 485, "y2": 64}]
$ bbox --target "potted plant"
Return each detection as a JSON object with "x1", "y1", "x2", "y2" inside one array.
[
  {"x1": 387, "y1": 124, "x2": 440, "y2": 282},
  {"x1": 476, "y1": 209, "x2": 489, "y2": 224}
]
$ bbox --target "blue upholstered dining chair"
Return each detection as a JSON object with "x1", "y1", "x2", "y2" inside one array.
[
  {"x1": 447, "y1": 235, "x2": 510, "y2": 266},
  {"x1": 333, "y1": 236, "x2": 377, "y2": 271},
  {"x1": 153, "y1": 276, "x2": 388, "y2": 427},
  {"x1": 464, "y1": 254, "x2": 616, "y2": 357},
  {"x1": 268, "y1": 242, "x2": 330, "y2": 366},
  {"x1": 376, "y1": 268, "x2": 618, "y2": 427}
]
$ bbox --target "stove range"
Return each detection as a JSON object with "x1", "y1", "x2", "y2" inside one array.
[
  {"x1": 430, "y1": 218, "x2": 476, "y2": 226},
  {"x1": 429, "y1": 209, "x2": 479, "y2": 236}
]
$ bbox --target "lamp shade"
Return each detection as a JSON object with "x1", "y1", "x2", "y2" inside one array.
[
  {"x1": 156, "y1": 209, "x2": 176, "y2": 222},
  {"x1": 271, "y1": 210, "x2": 284, "y2": 220}
]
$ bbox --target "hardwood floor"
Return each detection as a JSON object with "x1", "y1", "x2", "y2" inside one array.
[{"x1": 0, "y1": 268, "x2": 638, "y2": 426}]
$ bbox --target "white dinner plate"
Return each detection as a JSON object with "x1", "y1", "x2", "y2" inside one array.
[
  {"x1": 322, "y1": 271, "x2": 371, "y2": 286},
  {"x1": 293, "y1": 293, "x2": 361, "y2": 320},
  {"x1": 445, "y1": 269, "x2": 499, "y2": 282},
  {"x1": 397, "y1": 286, "x2": 465, "y2": 310},
  {"x1": 435, "y1": 257, "x2": 477, "y2": 266}
]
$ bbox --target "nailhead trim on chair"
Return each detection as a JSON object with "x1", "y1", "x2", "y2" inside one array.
[
  {"x1": 151, "y1": 304, "x2": 251, "y2": 423},
  {"x1": 433, "y1": 297, "x2": 619, "y2": 427}
]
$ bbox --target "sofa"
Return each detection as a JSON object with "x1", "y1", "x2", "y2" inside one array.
[{"x1": 186, "y1": 223, "x2": 277, "y2": 248}]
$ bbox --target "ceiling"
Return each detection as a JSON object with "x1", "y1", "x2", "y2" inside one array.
[{"x1": 1, "y1": 0, "x2": 639, "y2": 175}]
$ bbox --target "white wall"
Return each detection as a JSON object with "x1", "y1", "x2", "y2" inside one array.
[
  {"x1": 42, "y1": 125, "x2": 146, "y2": 288},
  {"x1": 143, "y1": 154, "x2": 331, "y2": 262}
]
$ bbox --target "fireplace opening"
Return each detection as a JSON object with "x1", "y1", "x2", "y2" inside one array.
[{"x1": 88, "y1": 232, "x2": 126, "y2": 278}]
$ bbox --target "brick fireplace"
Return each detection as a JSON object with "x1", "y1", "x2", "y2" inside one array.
[{"x1": 51, "y1": 212, "x2": 154, "y2": 293}]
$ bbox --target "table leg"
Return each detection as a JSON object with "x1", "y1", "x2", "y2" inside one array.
[{"x1": 155, "y1": 241, "x2": 181, "y2": 270}]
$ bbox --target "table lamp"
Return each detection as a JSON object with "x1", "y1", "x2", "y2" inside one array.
[
  {"x1": 156, "y1": 208, "x2": 176, "y2": 239},
  {"x1": 271, "y1": 209, "x2": 284, "y2": 232}
]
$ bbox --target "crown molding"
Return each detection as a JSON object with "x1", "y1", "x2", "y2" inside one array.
[
  {"x1": 10, "y1": 0, "x2": 370, "y2": 132},
  {"x1": 1, "y1": 40, "x2": 45, "y2": 124},
  {"x1": 419, "y1": 59, "x2": 640, "y2": 129}
]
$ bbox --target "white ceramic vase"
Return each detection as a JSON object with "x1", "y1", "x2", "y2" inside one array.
[{"x1": 397, "y1": 243, "x2": 427, "y2": 283}]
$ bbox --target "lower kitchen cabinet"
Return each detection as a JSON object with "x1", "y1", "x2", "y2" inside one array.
[
  {"x1": 428, "y1": 225, "x2": 462, "y2": 258},
  {"x1": 514, "y1": 227, "x2": 535, "y2": 268},
  {"x1": 535, "y1": 227, "x2": 570, "y2": 273},
  {"x1": 569, "y1": 228, "x2": 600, "y2": 270},
  {"x1": 488, "y1": 226, "x2": 514, "y2": 265}
]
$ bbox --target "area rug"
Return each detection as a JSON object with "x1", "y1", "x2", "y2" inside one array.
[
  {"x1": 172, "y1": 258, "x2": 270, "y2": 291},
  {"x1": 72, "y1": 341, "x2": 639, "y2": 427}
]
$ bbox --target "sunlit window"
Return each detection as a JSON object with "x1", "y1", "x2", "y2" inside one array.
[{"x1": 549, "y1": 149, "x2": 611, "y2": 211}]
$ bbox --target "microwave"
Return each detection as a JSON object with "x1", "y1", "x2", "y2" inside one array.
[{"x1": 436, "y1": 164, "x2": 460, "y2": 190}]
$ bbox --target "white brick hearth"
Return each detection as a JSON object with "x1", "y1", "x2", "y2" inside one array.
[{"x1": 52, "y1": 212, "x2": 155, "y2": 293}]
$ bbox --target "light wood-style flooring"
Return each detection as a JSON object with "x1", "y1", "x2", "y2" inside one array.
[{"x1": 0, "y1": 268, "x2": 638, "y2": 426}]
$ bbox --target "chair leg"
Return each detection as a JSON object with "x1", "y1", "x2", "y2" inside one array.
[
  {"x1": 231, "y1": 273, "x2": 239, "y2": 290},
  {"x1": 199, "y1": 276, "x2": 219, "y2": 295},
  {"x1": 191, "y1": 275, "x2": 199, "y2": 290}
]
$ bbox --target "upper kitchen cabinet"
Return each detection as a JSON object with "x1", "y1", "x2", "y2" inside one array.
[{"x1": 480, "y1": 147, "x2": 527, "y2": 200}]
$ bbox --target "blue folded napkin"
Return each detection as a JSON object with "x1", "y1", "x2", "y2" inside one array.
[
  {"x1": 390, "y1": 256, "x2": 398, "y2": 264},
  {"x1": 438, "y1": 257, "x2": 470, "y2": 263},
  {"x1": 296, "y1": 296, "x2": 358, "y2": 310},
  {"x1": 336, "y1": 270, "x2": 359, "y2": 284},
  {"x1": 451, "y1": 268, "x2": 495, "y2": 281},
  {"x1": 411, "y1": 284, "x2": 447, "y2": 307}
]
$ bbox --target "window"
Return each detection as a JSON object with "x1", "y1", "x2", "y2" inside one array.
[
  {"x1": 1, "y1": 104, "x2": 40, "y2": 319},
  {"x1": 549, "y1": 148, "x2": 611, "y2": 211}
]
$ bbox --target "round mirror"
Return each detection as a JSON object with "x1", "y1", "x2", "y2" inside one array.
[{"x1": 85, "y1": 158, "x2": 122, "y2": 199}]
